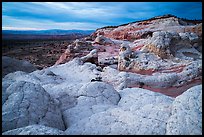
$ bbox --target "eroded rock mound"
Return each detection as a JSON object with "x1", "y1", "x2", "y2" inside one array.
[
  {"x1": 62, "y1": 82, "x2": 120, "y2": 127},
  {"x1": 55, "y1": 39, "x2": 95, "y2": 65},
  {"x1": 93, "y1": 35, "x2": 114, "y2": 45},
  {"x1": 144, "y1": 31, "x2": 201, "y2": 59},
  {"x1": 2, "y1": 56, "x2": 37, "y2": 78},
  {"x1": 166, "y1": 85, "x2": 202, "y2": 135},
  {"x1": 80, "y1": 49, "x2": 98, "y2": 65},
  {"x1": 117, "y1": 31, "x2": 202, "y2": 91},
  {"x1": 2, "y1": 81, "x2": 65, "y2": 132}
]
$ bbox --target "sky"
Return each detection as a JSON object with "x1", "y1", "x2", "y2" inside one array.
[{"x1": 2, "y1": 2, "x2": 202, "y2": 31}]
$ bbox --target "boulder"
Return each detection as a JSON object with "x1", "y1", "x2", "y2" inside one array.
[
  {"x1": 2, "y1": 56, "x2": 37, "y2": 77},
  {"x1": 55, "y1": 39, "x2": 94, "y2": 65},
  {"x1": 62, "y1": 82, "x2": 120, "y2": 127},
  {"x1": 166, "y1": 85, "x2": 202, "y2": 135},
  {"x1": 80, "y1": 49, "x2": 98, "y2": 65},
  {"x1": 94, "y1": 35, "x2": 114, "y2": 45},
  {"x1": 144, "y1": 31, "x2": 201, "y2": 59},
  {"x1": 2, "y1": 81, "x2": 65, "y2": 132}
]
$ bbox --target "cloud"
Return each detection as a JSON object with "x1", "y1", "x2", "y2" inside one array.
[
  {"x1": 2, "y1": 15, "x2": 104, "y2": 30},
  {"x1": 3, "y1": 2, "x2": 123, "y2": 24},
  {"x1": 31, "y1": 2, "x2": 123, "y2": 23},
  {"x1": 2, "y1": 26, "x2": 43, "y2": 30}
]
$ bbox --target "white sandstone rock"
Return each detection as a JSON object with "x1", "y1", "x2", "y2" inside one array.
[
  {"x1": 2, "y1": 124, "x2": 65, "y2": 135},
  {"x1": 166, "y1": 85, "x2": 202, "y2": 135},
  {"x1": 62, "y1": 82, "x2": 120, "y2": 127},
  {"x1": 66, "y1": 87, "x2": 174, "y2": 135},
  {"x1": 2, "y1": 81, "x2": 65, "y2": 132}
]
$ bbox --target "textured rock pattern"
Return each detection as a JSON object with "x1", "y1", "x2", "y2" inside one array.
[
  {"x1": 65, "y1": 85, "x2": 202, "y2": 135},
  {"x1": 62, "y1": 82, "x2": 120, "y2": 127},
  {"x1": 2, "y1": 81, "x2": 65, "y2": 132},
  {"x1": 2, "y1": 125, "x2": 65, "y2": 135},
  {"x1": 166, "y1": 85, "x2": 202, "y2": 135},
  {"x1": 144, "y1": 31, "x2": 201, "y2": 59},
  {"x1": 65, "y1": 87, "x2": 174, "y2": 135}
]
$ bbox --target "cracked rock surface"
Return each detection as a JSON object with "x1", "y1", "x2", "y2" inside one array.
[
  {"x1": 166, "y1": 85, "x2": 202, "y2": 135},
  {"x1": 62, "y1": 82, "x2": 120, "y2": 127},
  {"x1": 2, "y1": 124, "x2": 65, "y2": 135},
  {"x1": 65, "y1": 87, "x2": 174, "y2": 135},
  {"x1": 2, "y1": 81, "x2": 65, "y2": 132},
  {"x1": 65, "y1": 85, "x2": 202, "y2": 135}
]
